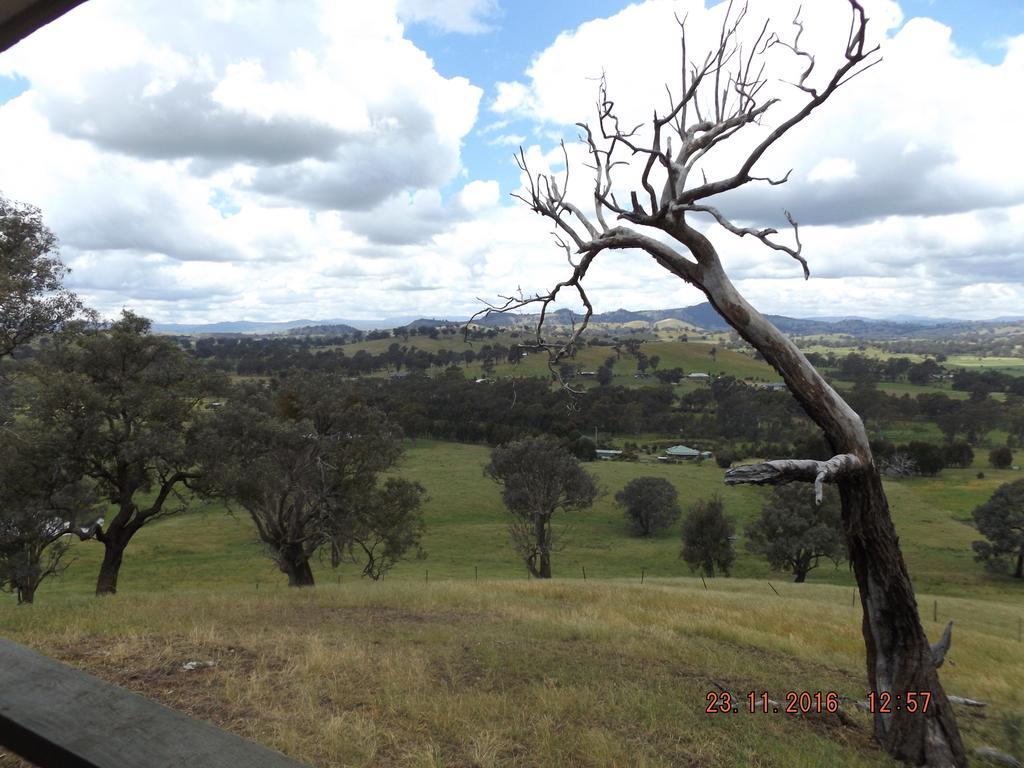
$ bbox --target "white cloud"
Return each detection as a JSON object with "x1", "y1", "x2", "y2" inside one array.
[
  {"x1": 456, "y1": 180, "x2": 500, "y2": 212},
  {"x1": 395, "y1": 0, "x2": 500, "y2": 35},
  {"x1": 491, "y1": 81, "x2": 532, "y2": 114},
  {"x1": 807, "y1": 158, "x2": 858, "y2": 184},
  {"x1": 488, "y1": 133, "x2": 527, "y2": 147},
  {"x1": 0, "y1": 0, "x2": 489, "y2": 321}
]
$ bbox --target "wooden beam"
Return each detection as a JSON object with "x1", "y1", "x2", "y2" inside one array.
[
  {"x1": 0, "y1": 637, "x2": 308, "y2": 768},
  {"x1": 0, "y1": 0, "x2": 89, "y2": 54}
]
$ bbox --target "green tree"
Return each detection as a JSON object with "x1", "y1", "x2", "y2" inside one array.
[
  {"x1": 485, "y1": 437, "x2": 598, "y2": 578},
  {"x1": 990, "y1": 446, "x2": 1014, "y2": 470},
  {"x1": 616, "y1": 476, "x2": 681, "y2": 536},
  {"x1": 30, "y1": 311, "x2": 224, "y2": 595},
  {"x1": 196, "y1": 377, "x2": 425, "y2": 586},
  {"x1": 942, "y1": 442, "x2": 974, "y2": 469},
  {"x1": 0, "y1": 421, "x2": 101, "y2": 604},
  {"x1": 971, "y1": 479, "x2": 1024, "y2": 578},
  {"x1": 0, "y1": 196, "x2": 83, "y2": 361},
  {"x1": 745, "y1": 485, "x2": 845, "y2": 582},
  {"x1": 680, "y1": 495, "x2": 734, "y2": 577}
]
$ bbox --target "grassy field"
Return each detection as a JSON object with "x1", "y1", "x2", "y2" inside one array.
[
  {"x1": 2, "y1": 580, "x2": 1022, "y2": 766},
  {"x1": 21, "y1": 440, "x2": 1023, "y2": 598},
  {"x1": 3, "y1": 441, "x2": 1024, "y2": 766}
]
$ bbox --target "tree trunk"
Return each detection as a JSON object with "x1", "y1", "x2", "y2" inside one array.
[
  {"x1": 96, "y1": 539, "x2": 127, "y2": 596},
  {"x1": 538, "y1": 549, "x2": 552, "y2": 579},
  {"x1": 280, "y1": 554, "x2": 315, "y2": 587},
  {"x1": 844, "y1": 470, "x2": 964, "y2": 765},
  {"x1": 534, "y1": 516, "x2": 552, "y2": 579},
  {"x1": 793, "y1": 570, "x2": 807, "y2": 584},
  {"x1": 695, "y1": 262, "x2": 967, "y2": 766},
  {"x1": 16, "y1": 582, "x2": 36, "y2": 605}
]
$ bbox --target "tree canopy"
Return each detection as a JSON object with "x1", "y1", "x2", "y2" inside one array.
[
  {"x1": 616, "y1": 476, "x2": 681, "y2": 537},
  {"x1": 0, "y1": 195, "x2": 83, "y2": 361},
  {"x1": 745, "y1": 484, "x2": 845, "y2": 582},
  {"x1": 195, "y1": 375, "x2": 425, "y2": 585},
  {"x1": 680, "y1": 496, "x2": 734, "y2": 578},
  {"x1": 29, "y1": 310, "x2": 224, "y2": 594},
  {"x1": 972, "y1": 479, "x2": 1024, "y2": 578},
  {"x1": 485, "y1": 437, "x2": 598, "y2": 578}
]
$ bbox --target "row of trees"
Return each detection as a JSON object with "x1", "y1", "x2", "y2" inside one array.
[{"x1": 485, "y1": 439, "x2": 847, "y2": 584}]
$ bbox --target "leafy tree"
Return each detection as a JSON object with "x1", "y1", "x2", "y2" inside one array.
[
  {"x1": 0, "y1": 421, "x2": 101, "y2": 603},
  {"x1": 746, "y1": 485, "x2": 845, "y2": 582},
  {"x1": 0, "y1": 196, "x2": 83, "y2": 361},
  {"x1": 902, "y1": 441, "x2": 946, "y2": 476},
  {"x1": 680, "y1": 495, "x2": 734, "y2": 577},
  {"x1": 990, "y1": 446, "x2": 1014, "y2": 470},
  {"x1": 567, "y1": 435, "x2": 597, "y2": 462},
  {"x1": 29, "y1": 311, "x2": 224, "y2": 595},
  {"x1": 196, "y1": 377, "x2": 424, "y2": 585},
  {"x1": 971, "y1": 479, "x2": 1024, "y2": 578},
  {"x1": 330, "y1": 477, "x2": 426, "y2": 581},
  {"x1": 907, "y1": 358, "x2": 942, "y2": 386},
  {"x1": 714, "y1": 448, "x2": 737, "y2": 469},
  {"x1": 485, "y1": 437, "x2": 598, "y2": 578},
  {"x1": 596, "y1": 363, "x2": 614, "y2": 386},
  {"x1": 616, "y1": 476, "x2": 681, "y2": 536},
  {"x1": 942, "y1": 442, "x2": 974, "y2": 469}
]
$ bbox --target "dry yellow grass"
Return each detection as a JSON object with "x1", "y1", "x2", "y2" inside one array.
[{"x1": 3, "y1": 578, "x2": 1022, "y2": 766}]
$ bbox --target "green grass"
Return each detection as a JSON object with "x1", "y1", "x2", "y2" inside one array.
[{"x1": 21, "y1": 439, "x2": 1024, "y2": 605}]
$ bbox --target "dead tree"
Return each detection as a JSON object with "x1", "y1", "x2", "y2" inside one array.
[{"x1": 471, "y1": 2, "x2": 965, "y2": 764}]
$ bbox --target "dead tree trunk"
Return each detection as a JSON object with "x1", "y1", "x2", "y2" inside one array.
[
  {"x1": 469, "y1": 2, "x2": 967, "y2": 763},
  {"x1": 704, "y1": 265, "x2": 964, "y2": 765}
]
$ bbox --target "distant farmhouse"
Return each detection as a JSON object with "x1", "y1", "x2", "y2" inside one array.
[{"x1": 659, "y1": 445, "x2": 713, "y2": 462}]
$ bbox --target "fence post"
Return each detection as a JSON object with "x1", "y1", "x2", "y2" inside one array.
[
  {"x1": 933, "y1": 599, "x2": 937, "y2": 623},
  {"x1": 475, "y1": 565, "x2": 478, "y2": 581},
  {"x1": 641, "y1": 567, "x2": 645, "y2": 584},
  {"x1": 700, "y1": 575, "x2": 708, "y2": 591},
  {"x1": 425, "y1": 569, "x2": 429, "y2": 584},
  {"x1": 582, "y1": 566, "x2": 587, "y2": 581}
]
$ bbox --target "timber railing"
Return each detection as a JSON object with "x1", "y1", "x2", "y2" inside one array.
[{"x1": 0, "y1": 637, "x2": 307, "y2": 767}]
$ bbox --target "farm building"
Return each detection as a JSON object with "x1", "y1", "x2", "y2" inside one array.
[{"x1": 660, "y1": 445, "x2": 712, "y2": 461}]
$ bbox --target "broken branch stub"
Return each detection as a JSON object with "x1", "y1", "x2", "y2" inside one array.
[
  {"x1": 930, "y1": 621, "x2": 953, "y2": 669},
  {"x1": 724, "y1": 454, "x2": 862, "y2": 504}
]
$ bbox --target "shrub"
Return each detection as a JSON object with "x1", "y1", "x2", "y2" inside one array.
[
  {"x1": 990, "y1": 445, "x2": 1014, "y2": 470},
  {"x1": 680, "y1": 495, "x2": 734, "y2": 577},
  {"x1": 616, "y1": 477, "x2": 682, "y2": 537}
]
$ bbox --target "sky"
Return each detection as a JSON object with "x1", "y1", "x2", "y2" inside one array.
[{"x1": 1, "y1": 0, "x2": 1023, "y2": 324}]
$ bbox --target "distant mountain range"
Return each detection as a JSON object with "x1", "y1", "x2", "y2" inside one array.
[
  {"x1": 152, "y1": 316, "x2": 419, "y2": 334},
  {"x1": 153, "y1": 304, "x2": 1024, "y2": 339}
]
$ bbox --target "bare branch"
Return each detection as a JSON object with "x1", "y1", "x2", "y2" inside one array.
[
  {"x1": 930, "y1": 621, "x2": 953, "y2": 669},
  {"x1": 724, "y1": 454, "x2": 863, "y2": 504},
  {"x1": 678, "y1": 204, "x2": 809, "y2": 279}
]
